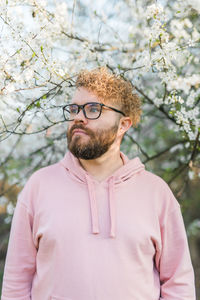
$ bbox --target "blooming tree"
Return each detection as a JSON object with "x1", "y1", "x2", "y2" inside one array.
[{"x1": 0, "y1": 0, "x2": 200, "y2": 204}]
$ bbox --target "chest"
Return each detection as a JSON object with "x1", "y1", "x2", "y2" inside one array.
[{"x1": 32, "y1": 181, "x2": 161, "y2": 258}]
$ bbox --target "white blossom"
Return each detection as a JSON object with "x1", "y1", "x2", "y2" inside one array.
[
  {"x1": 6, "y1": 202, "x2": 15, "y2": 215},
  {"x1": 145, "y1": 4, "x2": 164, "y2": 20}
]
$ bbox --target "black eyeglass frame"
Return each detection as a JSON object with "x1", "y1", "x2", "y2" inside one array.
[{"x1": 62, "y1": 102, "x2": 126, "y2": 121}]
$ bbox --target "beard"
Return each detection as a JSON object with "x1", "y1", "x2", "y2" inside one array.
[{"x1": 67, "y1": 122, "x2": 119, "y2": 160}]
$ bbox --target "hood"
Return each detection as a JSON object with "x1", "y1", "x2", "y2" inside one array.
[{"x1": 59, "y1": 151, "x2": 145, "y2": 238}]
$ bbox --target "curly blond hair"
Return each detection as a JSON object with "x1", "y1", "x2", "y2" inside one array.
[{"x1": 75, "y1": 67, "x2": 142, "y2": 128}]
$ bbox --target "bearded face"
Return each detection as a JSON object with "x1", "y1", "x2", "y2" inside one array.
[{"x1": 67, "y1": 122, "x2": 119, "y2": 160}]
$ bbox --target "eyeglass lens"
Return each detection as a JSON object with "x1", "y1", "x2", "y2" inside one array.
[{"x1": 64, "y1": 103, "x2": 102, "y2": 120}]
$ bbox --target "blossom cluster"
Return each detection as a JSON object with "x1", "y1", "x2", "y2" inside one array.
[{"x1": 0, "y1": 0, "x2": 199, "y2": 191}]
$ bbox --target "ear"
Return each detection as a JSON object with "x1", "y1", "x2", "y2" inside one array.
[{"x1": 118, "y1": 117, "x2": 132, "y2": 136}]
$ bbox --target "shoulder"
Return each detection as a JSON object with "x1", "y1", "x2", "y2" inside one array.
[
  {"x1": 140, "y1": 169, "x2": 180, "y2": 211},
  {"x1": 140, "y1": 169, "x2": 170, "y2": 190},
  {"x1": 16, "y1": 162, "x2": 62, "y2": 212},
  {"x1": 18, "y1": 162, "x2": 61, "y2": 198},
  {"x1": 27, "y1": 162, "x2": 61, "y2": 184}
]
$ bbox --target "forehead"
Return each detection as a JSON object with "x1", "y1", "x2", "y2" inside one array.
[{"x1": 72, "y1": 87, "x2": 102, "y2": 104}]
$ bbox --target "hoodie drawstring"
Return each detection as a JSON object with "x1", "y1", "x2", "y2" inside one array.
[
  {"x1": 85, "y1": 174, "x2": 116, "y2": 238},
  {"x1": 60, "y1": 151, "x2": 145, "y2": 238},
  {"x1": 85, "y1": 174, "x2": 100, "y2": 235},
  {"x1": 108, "y1": 176, "x2": 116, "y2": 238}
]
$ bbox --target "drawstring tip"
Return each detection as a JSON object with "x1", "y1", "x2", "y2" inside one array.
[
  {"x1": 110, "y1": 231, "x2": 116, "y2": 238},
  {"x1": 92, "y1": 227, "x2": 100, "y2": 235}
]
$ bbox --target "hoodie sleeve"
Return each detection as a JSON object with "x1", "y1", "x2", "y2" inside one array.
[
  {"x1": 1, "y1": 183, "x2": 37, "y2": 300},
  {"x1": 154, "y1": 188, "x2": 196, "y2": 300}
]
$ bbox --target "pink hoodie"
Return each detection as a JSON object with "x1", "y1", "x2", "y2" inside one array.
[{"x1": 1, "y1": 151, "x2": 196, "y2": 300}]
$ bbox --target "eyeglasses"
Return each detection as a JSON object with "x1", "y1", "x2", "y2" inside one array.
[{"x1": 62, "y1": 102, "x2": 125, "y2": 121}]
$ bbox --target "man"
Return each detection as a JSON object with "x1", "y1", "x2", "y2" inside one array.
[{"x1": 1, "y1": 67, "x2": 196, "y2": 300}]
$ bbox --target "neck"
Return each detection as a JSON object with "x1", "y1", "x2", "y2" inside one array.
[{"x1": 78, "y1": 145, "x2": 124, "y2": 182}]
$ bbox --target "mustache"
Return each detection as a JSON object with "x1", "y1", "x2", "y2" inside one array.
[{"x1": 69, "y1": 124, "x2": 94, "y2": 136}]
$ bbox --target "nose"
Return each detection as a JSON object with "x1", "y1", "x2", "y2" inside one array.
[{"x1": 73, "y1": 108, "x2": 87, "y2": 124}]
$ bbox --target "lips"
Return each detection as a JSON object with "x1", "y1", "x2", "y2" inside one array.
[{"x1": 72, "y1": 129, "x2": 88, "y2": 136}]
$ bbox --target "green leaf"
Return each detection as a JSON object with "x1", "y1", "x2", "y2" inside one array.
[
  {"x1": 36, "y1": 101, "x2": 41, "y2": 108},
  {"x1": 28, "y1": 104, "x2": 34, "y2": 110}
]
